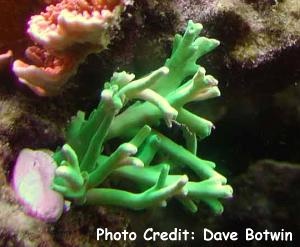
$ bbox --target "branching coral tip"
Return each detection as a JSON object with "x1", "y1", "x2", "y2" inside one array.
[{"x1": 12, "y1": 20, "x2": 233, "y2": 222}]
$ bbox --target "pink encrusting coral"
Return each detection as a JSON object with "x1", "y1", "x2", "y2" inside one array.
[
  {"x1": 13, "y1": 0, "x2": 126, "y2": 96},
  {"x1": 13, "y1": 149, "x2": 65, "y2": 222}
]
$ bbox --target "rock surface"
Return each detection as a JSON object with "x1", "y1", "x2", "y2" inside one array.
[{"x1": 201, "y1": 159, "x2": 300, "y2": 246}]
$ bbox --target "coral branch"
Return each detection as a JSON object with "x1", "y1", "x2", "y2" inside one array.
[
  {"x1": 113, "y1": 162, "x2": 233, "y2": 214},
  {"x1": 87, "y1": 126, "x2": 151, "y2": 188},
  {"x1": 107, "y1": 20, "x2": 221, "y2": 140},
  {"x1": 86, "y1": 165, "x2": 188, "y2": 210}
]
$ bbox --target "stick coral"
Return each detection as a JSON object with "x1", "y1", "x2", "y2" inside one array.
[
  {"x1": 12, "y1": 21, "x2": 233, "y2": 222},
  {"x1": 13, "y1": 0, "x2": 127, "y2": 96},
  {"x1": 108, "y1": 20, "x2": 221, "y2": 140}
]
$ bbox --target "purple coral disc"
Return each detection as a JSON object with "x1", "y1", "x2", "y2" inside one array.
[{"x1": 12, "y1": 149, "x2": 64, "y2": 222}]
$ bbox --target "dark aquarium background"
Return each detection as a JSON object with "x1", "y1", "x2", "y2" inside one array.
[{"x1": 0, "y1": 0, "x2": 299, "y2": 246}]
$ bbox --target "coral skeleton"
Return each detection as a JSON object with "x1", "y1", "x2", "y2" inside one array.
[
  {"x1": 13, "y1": 21, "x2": 233, "y2": 222},
  {"x1": 13, "y1": 0, "x2": 127, "y2": 96}
]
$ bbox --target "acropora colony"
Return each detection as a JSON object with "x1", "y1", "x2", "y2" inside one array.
[{"x1": 13, "y1": 20, "x2": 233, "y2": 222}]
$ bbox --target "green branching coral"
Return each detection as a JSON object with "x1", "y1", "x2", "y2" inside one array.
[{"x1": 50, "y1": 20, "x2": 232, "y2": 215}]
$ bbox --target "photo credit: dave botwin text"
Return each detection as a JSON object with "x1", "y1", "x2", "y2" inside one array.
[{"x1": 96, "y1": 227, "x2": 294, "y2": 243}]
